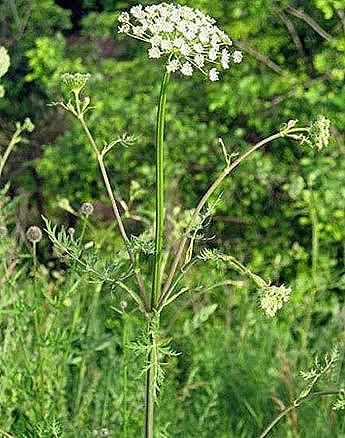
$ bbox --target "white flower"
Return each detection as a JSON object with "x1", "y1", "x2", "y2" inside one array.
[
  {"x1": 118, "y1": 24, "x2": 130, "y2": 34},
  {"x1": 209, "y1": 68, "x2": 219, "y2": 81},
  {"x1": 181, "y1": 62, "x2": 193, "y2": 76},
  {"x1": 209, "y1": 48, "x2": 218, "y2": 61},
  {"x1": 194, "y1": 54, "x2": 205, "y2": 68},
  {"x1": 233, "y1": 50, "x2": 243, "y2": 63},
  {"x1": 166, "y1": 59, "x2": 179, "y2": 73},
  {"x1": 148, "y1": 46, "x2": 161, "y2": 59},
  {"x1": 118, "y1": 12, "x2": 130, "y2": 23},
  {"x1": 161, "y1": 39, "x2": 172, "y2": 51},
  {"x1": 221, "y1": 49, "x2": 230, "y2": 69},
  {"x1": 117, "y1": 3, "x2": 242, "y2": 81}
]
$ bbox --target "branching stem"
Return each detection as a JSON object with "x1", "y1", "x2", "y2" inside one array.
[
  {"x1": 160, "y1": 127, "x2": 309, "y2": 302},
  {"x1": 76, "y1": 112, "x2": 149, "y2": 311}
]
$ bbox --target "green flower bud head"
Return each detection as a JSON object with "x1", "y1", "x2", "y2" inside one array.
[
  {"x1": 259, "y1": 284, "x2": 291, "y2": 318},
  {"x1": 23, "y1": 117, "x2": 35, "y2": 133},
  {"x1": 308, "y1": 116, "x2": 331, "y2": 151},
  {"x1": 61, "y1": 73, "x2": 91, "y2": 95},
  {"x1": 26, "y1": 226, "x2": 42, "y2": 243}
]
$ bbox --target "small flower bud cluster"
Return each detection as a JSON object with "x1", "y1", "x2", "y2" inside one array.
[
  {"x1": 22, "y1": 117, "x2": 35, "y2": 133},
  {"x1": 81, "y1": 202, "x2": 94, "y2": 216},
  {"x1": 92, "y1": 428, "x2": 110, "y2": 437},
  {"x1": 118, "y1": 3, "x2": 242, "y2": 81},
  {"x1": 308, "y1": 116, "x2": 330, "y2": 151},
  {"x1": 0, "y1": 46, "x2": 10, "y2": 98},
  {"x1": 259, "y1": 284, "x2": 291, "y2": 318},
  {"x1": 0, "y1": 225, "x2": 8, "y2": 237},
  {"x1": 26, "y1": 226, "x2": 42, "y2": 243},
  {"x1": 61, "y1": 73, "x2": 91, "y2": 95}
]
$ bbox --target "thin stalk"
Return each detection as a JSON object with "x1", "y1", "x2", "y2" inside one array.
[
  {"x1": 160, "y1": 128, "x2": 308, "y2": 302},
  {"x1": 258, "y1": 390, "x2": 339, "y2": 438},
  {"x1": 310, "y1": 191, "x2": 319, "y2": 285},
  {"x1": 77, "y1": 114, "x2": 149, "y2": 311},
  {"x1": 145, "y1": 70, "x2": 170, "y2": 438},
  {"x1": 0, "y1": 127, "x2": 22, "y2": 179},
  {"x1": 122, "y1": 312, "x2": 128, "y2": 438}
]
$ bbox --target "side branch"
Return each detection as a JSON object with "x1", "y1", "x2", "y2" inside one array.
[
  {"x1": 160, "y1": 128, "x2": 308, "y2": 302},
  {"x1": 286, "y1": 6, "x2": 332, "y2": 41},
  {"x1": 78, "y1": 114, "x2": 149, "y2": 311}
]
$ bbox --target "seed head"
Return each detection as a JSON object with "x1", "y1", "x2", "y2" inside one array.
[
  {"x1": 117, "y1": 3, "x2": 242, "y2": 81},
  {"x1": 81, "y1": 202, "x2": 94, "y2": 216},
  {"x1": 61, "y1": 73, "x2": 91, "y2": 95},
  {"x1": 259, "y1": 284, "x2": 291, "y2": 318},
  {"x1": 26, "y1": 226, "x2": 42, "y2": 243}
]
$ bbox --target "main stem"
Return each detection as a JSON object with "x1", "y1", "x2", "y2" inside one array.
[
  {"x1": 145, "y1": 70, "x2": 170, "y2": 438},
  {"x1": 152, "y1": 70, "x2": 170, "y2": 309}
]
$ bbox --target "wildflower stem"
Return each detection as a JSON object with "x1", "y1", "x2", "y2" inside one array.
[
  {"x1": 146, "y1": 70, "x2": 170, "y2": 438},
  {"x1": 160, "y1": 128, "x2": 308, "y2": 301},
  {"x1": 258, "y1": 390, "x2": 340, "y2": 438},
  {"x1": 77, "y1": 114, "x2": 149, "y2": 311},
  {"x1": 152, "y1": 70, "x2": 170, "y2": 309},
  {"x1": 0, "y1": 125, "x2": 22, "y2": 179}
]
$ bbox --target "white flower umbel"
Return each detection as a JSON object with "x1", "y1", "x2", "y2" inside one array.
[
  {"x1": 259, "y1": 285, "x2": 291, "y2": 318},
  {"x1": 117, "y1": 3, "x2": 243, "y2": 80}
]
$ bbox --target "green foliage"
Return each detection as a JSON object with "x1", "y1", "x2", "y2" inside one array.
[{"x1": 0, "y1": 1, "x2": 344, "y2": 437}]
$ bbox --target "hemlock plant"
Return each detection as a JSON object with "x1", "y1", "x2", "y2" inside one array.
[{"x1": 44, "y1": 3, "x2": 341, "y2": 437}]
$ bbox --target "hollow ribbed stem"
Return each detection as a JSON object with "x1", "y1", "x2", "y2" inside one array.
[
  {"x1": 152, "y1": 70, "x2": 170, "y2": 309},
  {"x1": 145, "y1": 70, "x2": 170, "y2": 438}
]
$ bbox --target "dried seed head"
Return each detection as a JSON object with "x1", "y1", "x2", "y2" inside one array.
[
  {"x1": 26, "y1": 226, "x2": 42, "y2": 243},
  {"x1": 259, "y1": 284, "x2": 291, "y2": 318},
  {"x1": 61, "y1": 72, "x2": 91, "y2": 95},
  {"x1": 81, "y1": 202, "x2": 94, "y2": 216}
]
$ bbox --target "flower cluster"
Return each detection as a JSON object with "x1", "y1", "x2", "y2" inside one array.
[
  {"x1": 0, "y1": 46, "x2": 10, "y2": 98},
  {"x1": 61, "y1": 73, "x2": 91, "y2": 95},
  {"x1": 118, "y1": 3, "x2": 242, "y2": 81},
  {"x1": 259, "y1": 285, "x2": 291, "y2": 318},
  {"x1": 308, "y1": 115, "x2": 331, "y2": 151}
]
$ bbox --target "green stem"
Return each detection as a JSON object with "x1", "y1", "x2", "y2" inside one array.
[
  {"x1": 122, "y1": 312, "x2": 128, "y2": 438},
  {"x1": 145, "y1": 70, "x2": 170, "y2": 438},
  {"x1": 258, "y1": 390, "x2": 339, "y2": 438},
  {"x1": 0, "y1": 127, "x2": 21, "y2": 179},
  {"x1": 152, "y1": 71, "x2": 170, "y2": 309}
]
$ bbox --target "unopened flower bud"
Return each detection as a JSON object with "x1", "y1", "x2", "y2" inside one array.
[
  {"x1": 0, "y1": 225, "x2": 8, "y2": 237},
  {"x1": 120, "y1": 301, "x2": 128, "y2": 310},
  {"x1": 81, "y1": 202, "x2": 94, "y2": 216}
]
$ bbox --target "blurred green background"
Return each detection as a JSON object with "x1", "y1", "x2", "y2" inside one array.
[{"x1": 0, "y1": 0, "x2": 344, "y2": 437}]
